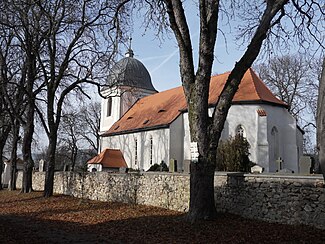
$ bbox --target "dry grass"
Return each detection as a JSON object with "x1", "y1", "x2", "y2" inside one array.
[{"x1": 0, "y1": 190, "x2": 324, "y2": 243}]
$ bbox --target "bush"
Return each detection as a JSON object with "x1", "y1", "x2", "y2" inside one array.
[
  {"x1": 147, "y1": 162, "x2": 169, "y2": 172},
  {"x1": 216, "y1": 135, "x2": 254, "y2": 172}
]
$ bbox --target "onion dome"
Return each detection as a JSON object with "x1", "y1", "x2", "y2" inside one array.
[{"x1": 107, "y1": 48, "x2": 156, "y2": 92}]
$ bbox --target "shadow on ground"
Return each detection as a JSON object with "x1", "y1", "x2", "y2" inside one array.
[
  {"x1": 0, "y1": 191, "x2": 324, "y2": 243},
  {"x1": 2, "y1": 212, "x2": 325, "y2": 243}
]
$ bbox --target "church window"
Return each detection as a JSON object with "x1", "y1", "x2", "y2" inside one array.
[
  {"x1": 134, "y1": 139, "x2": 138, "y2": 165},
  {"x1": 106, "y1": 97, "x2": 112, "y2": 117},
  {"x1": 150, "y1": 136, "x2": 153, "y2": 165},
  {"x1": 236, "y1": 125, "x2": 246, "y2": 137},
  {"x1": 271, "y1": 126, "x2": 279, "y2": 161}
]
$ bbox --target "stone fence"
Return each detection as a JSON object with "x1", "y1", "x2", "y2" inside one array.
[{"x1": 17, "y1": 171, "x2": 325, "y2": 229}]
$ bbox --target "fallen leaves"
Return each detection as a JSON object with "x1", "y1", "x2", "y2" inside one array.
[{"x1": 0, "y1": 190, "x2": 324, "y2": 243}]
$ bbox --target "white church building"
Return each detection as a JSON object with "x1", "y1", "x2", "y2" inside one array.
[{"x1": 98, "y1": 48, "x2": 303, "y2": 173}]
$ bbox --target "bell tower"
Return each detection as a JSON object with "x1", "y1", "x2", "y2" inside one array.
[{"x1": 99, "y1": 42, "x2": 157, "y2": 133}]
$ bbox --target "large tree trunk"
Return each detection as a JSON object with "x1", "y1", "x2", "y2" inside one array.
[
  {"x1": 21, "y1": 103, "x2": 35, "y2": 193},
  {"x1": 9, "y1": 120, "x2": 20, "y2": 191},
  {"x1": 0, "y1": 147, "x2": 3, "y2": 190},
  {"x1": 21, "y1": 52, "x2": 37, "y2": 193},
  {"x1": 188, "y1": 156, "x2": 217, "y2": 220},
  {"x1": 44, "y1": 133, "x2": 57, "y2": 197},
  {"x1": 317, "y1": 57, "x2": 325, "y2": 180}
]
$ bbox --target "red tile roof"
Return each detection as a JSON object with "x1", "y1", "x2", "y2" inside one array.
[
  {"x1": 257, "y1": 109, "x2": 267, "y2": 116},
  {"x1": 87, "y1": 149, "x2": 127, "y2": 168},
  {"x1": 104, "y1": 68, "x2": 287, "y2": 136}
]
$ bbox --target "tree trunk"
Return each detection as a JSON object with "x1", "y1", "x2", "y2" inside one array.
[
  {"x1": 9, "y1": 120, "x2": 20, "y2": 191},
  {"x1": 44, "y1": 134, "x2": 57, "y2": 197},
  {"x1": 71, "y1": 145, "x2": 77, "y2": 172},
  {"x1": 21, "y1": 108, "x2": 35, "y2": 193},
  {"x1": 21, "y1": 50, "x2": 37, "y2": 193},
  {"x1": 317, "y1": 57, "x2": 325, "y2": 180},
  {"x1": 188, "y1": 155, "x2": 217, "y2": 221},
  {"x1": 0, "y1": 147, "x2": 4, "y2": 190}
]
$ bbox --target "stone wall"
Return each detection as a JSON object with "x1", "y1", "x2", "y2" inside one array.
[
  {"x1": 17, "y1": 172, "x2": 325, "y2": 229},
  {"x1": 17, "y1": 171, "x2": 190, "y2": 212},
  {"x1": 214, "y1": 173, "x2": 325, "y2": 229}
]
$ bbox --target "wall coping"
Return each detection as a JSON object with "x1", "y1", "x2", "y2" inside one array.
[
  {"x1": 52, "y1": 171, "x2": 324, "y2": 181},
  {"x1": 214, "y1": 172, "x2": 324, "y2": 180}
]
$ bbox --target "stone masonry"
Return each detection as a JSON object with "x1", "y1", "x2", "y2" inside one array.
[{"x1": 17, "y1": 171, "x2": 324, "y2": 229}]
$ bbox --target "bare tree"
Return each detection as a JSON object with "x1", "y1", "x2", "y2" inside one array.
[
  {"x1": 1, "y1": 0, "x2": 131, "y2": 195},
  {"x1": 0, "y1": 22, "x2": 26, "y2": 191},
  {"x1": 0, "y1": 0, "x2": 49, "y2": 193},
  {"x1": 137, "y1": 0, "x2": 324, "y2": 221},
  {"x1": 0, "y1": 50, "x2": 11, "y2": 190},
  {"x1": 79, "y1": 101, "x2": 101, "y2": 153},
  {"x1": 256, "y1": 55, "x2": 317, "y2": 120},
  {"x1": 255, "y1": 54, "x2": 319, "y2": 152},
  {"x1": 317, "y1": 57, "x2": 325, "y2": 179},
  {"x1": 58, "y1": 110, "x2": 83, "y2": 171},
  {"x1": 31, "y1": 0, "x2": 132, "y2": 197},
  {"x1": 56, "y1": 100, "x2": 100, "y2": 171}
]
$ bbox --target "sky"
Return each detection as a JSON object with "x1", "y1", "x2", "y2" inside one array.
[
  {"x1": 116, "y1": 5, "x2": 245, "y2": 92},
  {"x1": 130, "y1": 32, "x2": 244, "y2": 92}
]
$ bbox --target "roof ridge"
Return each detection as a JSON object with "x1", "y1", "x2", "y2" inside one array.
[
  {"x1": 250, "y1": 68, "x2": 287, "y2": 106},
  {"x1": 211, "y1": 70, "x2": 231, "y2": 78},
  {"x1": 248, "y1": 68, "x2": 262, "y2": 100}
]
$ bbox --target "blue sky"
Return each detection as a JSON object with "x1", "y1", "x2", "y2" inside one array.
[
  {"x1": 118, "y1": 6, "x2": 246, "y2": 92},
  {"x1": 130, "y1": 32, "x2": 244, "y2": 92}
]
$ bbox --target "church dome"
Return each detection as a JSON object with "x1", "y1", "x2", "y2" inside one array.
[{"x1": 107, "y1": 49, "x2": 156, "y2": 92}]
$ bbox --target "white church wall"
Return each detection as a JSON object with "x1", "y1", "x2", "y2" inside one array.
[
  {"x1": 87, "y1": 163, "x2": 102, "y2": 172},
  {"x1": 100, "y1": 87, "x2": 157, "y2": 133},
  {"x1": 265, "y1": 106, "x2": 299, "y2": 173},
  {"x1": 183, "y1": 113, "x2": 191, "y2": 161},
  {"x1": 101, "y1": 128, "x2": 170, "y2": 171},
  {"x1": 182, "y1": 104, "x2": 301, "y2": 173},
  {"x1": 225, "y1": 105, "x2": 260, "y2": 164},
  {"x1": 183, "y1": 105, "x2": 262, "y2": 165},
  {"x1": 100, "y1": 88, "x2": 121, "y2": 132},
  {"x1": 255, "y1": 109, "x2": 269, "y2": 171},
  {"x1": 296, "y1": 128, "x2": 304, "y2": 162},
  {"x1": 169, "y1": 115, "x2": 184, "y2": 171}
]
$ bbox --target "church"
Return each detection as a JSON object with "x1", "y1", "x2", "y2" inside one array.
[{"x1": 93, "y1": 48, "x2": 304, "y2": 173}]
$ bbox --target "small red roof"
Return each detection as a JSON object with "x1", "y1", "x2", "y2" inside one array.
[
  {"x1": 104, "y1": 68, "x2": 287, "y2": 136},
  {"x1": 87, "y1": 149, "x2": 127, "y2": 168}
]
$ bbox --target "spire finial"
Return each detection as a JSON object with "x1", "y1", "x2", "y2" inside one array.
[
  {"x1": 129, "y1": 37, "x2": 132, "y2": 49},
  {"x1": 125, "y1": 37, "x2": 134, "y2": 58}
]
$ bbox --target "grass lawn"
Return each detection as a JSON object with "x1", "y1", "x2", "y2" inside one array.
[{"x1": 0, "y1": 190, "x2": 324, "y2": 243}]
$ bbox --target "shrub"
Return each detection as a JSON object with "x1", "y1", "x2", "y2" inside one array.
[
  {"x1": 147, "y1": 162, "x2": 169, "y2": 172},
  {"x1": 216, "y1": 135, "x2": 254, "y2": 172}
]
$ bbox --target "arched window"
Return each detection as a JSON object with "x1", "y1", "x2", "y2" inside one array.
[
  {"x1": 106, "y1": 97, "x2": 112, "y2": 117},
  {"x1": 271, "y1": 126, "x2": 279, "y2": 161},
  {"x1": 150, "y1": 136, "x2": 153, "y2": 165},
  {"x1": 134, "y1": 138, "x2": 138, "y2": 165},
  {"x1": 236, "y1": 124, "x2": 246, "y2": 138}
]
